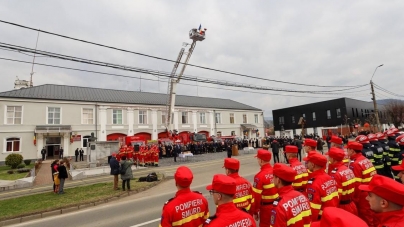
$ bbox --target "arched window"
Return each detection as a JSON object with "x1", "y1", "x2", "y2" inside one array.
[{"x1": 6, "y1": 137, "x2": 20, "y2": 152}]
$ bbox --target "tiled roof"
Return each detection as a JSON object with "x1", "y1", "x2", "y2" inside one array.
[{"x1": 0, "y1": 84, "x2": 261, "y2": 111}]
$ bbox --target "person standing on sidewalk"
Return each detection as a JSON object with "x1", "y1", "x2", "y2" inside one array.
[
  {"x1": 109, "y1": 152, "x2": 120, "y2": 190},
  {"x1": 57, "y1": 161, "x2": 68, "y2": 194},
  {"x1": 75, "y1": 148, "x2": 79, "y2": 162},
  {"x1": 79, "y1": 148, "x2": 84, "y2": 161},
  {"x1": 41, "y1": 147, "x2": 46, "y2": 161},
  {"x1": 59, "y1": 147, "x2": 64, "y2": 159},
  {"x1": 120, "y1": 156, "x2": 133, "y2": 191}
]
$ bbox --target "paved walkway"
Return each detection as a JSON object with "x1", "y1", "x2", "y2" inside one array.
[{"x1": 33, "y1": 160, "x2": 54, "y2": 186}]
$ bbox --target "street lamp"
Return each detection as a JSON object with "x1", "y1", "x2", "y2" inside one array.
[{"x1": 370, "y1": 64, "x2": 383, "y2": 132}]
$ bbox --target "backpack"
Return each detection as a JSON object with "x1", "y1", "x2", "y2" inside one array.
[{"x1": 146, "y1": 172, "x2": 158, "y2": 182}]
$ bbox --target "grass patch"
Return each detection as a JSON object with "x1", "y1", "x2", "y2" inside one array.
[
  {"x1": 0, "y1": 164, "x2": 35, "y2": 181},
  {"x1": 0, "y1": 175, "x2": 163, "y2": 221}
]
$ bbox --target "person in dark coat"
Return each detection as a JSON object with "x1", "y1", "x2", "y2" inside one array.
[
  {"x1": 51, "y1": 160, "x2": 58, "y2": 192},
  {"x1": 79, "y1": 148, "x2": 84, "y2": 161},
  {"x1": 226, "y1": 144, "x2": 232, "y2": 158},
  {"x1": 271, "y1": 140, "x2": 280, "y2": 163},
  {"x1": 57, "y1": 161, "x2": 68, "y2": 194},
  {"x1": 173, "y1": 144, "x2": 180, "y2": 162},
  {"x1": 59, "y1": 147, "x2": 64, "y2": 159},
  {"x1": 295, "y1": 137, "x2": 303, "y2": 161},
  {"x1": 109, "y1": 152, "x2": 120, "y2": 190},
  {"x1": 120, "y1": 156, "x2": 133, "y2": 191},
  {"x1": 41, "y1": 147, "x2": 46, "y2": 161},
  {"x1": 75, "y1": 148, "x2": 79, "y2": 162}
]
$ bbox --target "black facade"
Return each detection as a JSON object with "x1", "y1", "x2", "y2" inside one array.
[{"x1": 272, "y1": 98, "x2": 387, "y2": 131}]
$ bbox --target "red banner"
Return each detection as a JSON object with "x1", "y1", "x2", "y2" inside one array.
[{"x1": 73, "y1": 135, "x2": 82, "y2": 141}]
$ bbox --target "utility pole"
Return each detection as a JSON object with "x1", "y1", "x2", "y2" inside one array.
[{"x1": 370, "y1": 64, "x2": 383, "y2": 132}]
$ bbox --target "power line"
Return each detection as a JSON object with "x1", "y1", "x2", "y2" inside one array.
[
  {"x1": 373, "y1": 83, "x2": 404, "y2": 98},
  {"x1": 0, "y1": 56, "x2": 371, "y2": 99},
  {"x1": 0, "y1": 19, "x2": 367, "y2": 88},
  {"x1": 0, "y1": 43, "x2": 368, "y2": 94}
]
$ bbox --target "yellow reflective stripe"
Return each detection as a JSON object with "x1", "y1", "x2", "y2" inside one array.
[
  {"x1": 342, "y1": 178, "x2": 356, "y2": 187},
  {"x1": 354, "y1": 177, "x2": 362, "y2": 183},
  {"x1": 343, "y1": 159, "x2": 349, "y2": 163},
  {"x1": 301, "y1": 180, "x2": 308, "y2": 185},
  {"x1": 262, "y1": 193, "x2": 279, "y2": 200},
  {"x1": 321, "y1": 191, "x2": 339, "y2": 202},
  {"x1": 390, "y1": 148, "x2": 401, "y2": 152},
  {"x1": 341, "y1": 188, "x2": 355, "y2": 196},
  {"x1": 304, "y1": 224, "x2": 311, "y2": 227},
  {"x1": 389, "y1": 154, "x2": 394, "y2": 157},
  {"x1": 362, "y1": 167, "x2": 376, "y2": 175},
  {"x1": 245, "y1": 204, "x2": 251, "y2": 211},
  {"x1": 263, "y1": 183, "x2": 275, "y2": 189},
  {"x1": 233, "y1": 195, "x2": 250, "y2": 203},
  {"x1": 252, "y1": 187, "x2": 262, "y2": 194},
  {"x1": 293, "y1": 182, "x2": 303, "y2": 187},
  {"x1": 286, "y1": 209, "x2": 311, "y2": 225},
  {"x1": 310, "y1": 202, "x2": 321, "y2": 210},
  {"x1": 374, "y1": 154, "x2": 383, "y2": 158},
  {"x1": 172, "y1": 211, "x2": 206, "y2": 226},
  {"x1": 362, "y1": 177, "x2": 372, "y2": 183},
  {"x1": 295, "y1": 172, "x2": 309, "y2": 180},
  {"x1": 204, "y1": 212, "x2": 209, "y2": 219},
  {"x1": 251, "y1": 198, "x2": 255, "y2": 203},
  {"x1": 338, "y1": 188, "x2": 343, "y2": 193},
  {"x1": 374, "y1": 164, "x2": 384, "y2": 169}
]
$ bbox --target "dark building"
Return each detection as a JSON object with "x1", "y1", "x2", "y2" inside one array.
[{"x1": 272, "y1": 98, "x2": 388, "y2": 136}]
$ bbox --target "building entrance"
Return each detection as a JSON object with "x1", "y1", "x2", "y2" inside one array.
[{"x1": 45, "y1": 137, "x2": 62, "y2": 158}]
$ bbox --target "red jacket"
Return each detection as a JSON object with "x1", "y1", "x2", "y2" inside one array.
[
  {"x1": 228, "y1": 172, "x2": 253, "y2": 212},
  {"x1": 348, "y1": 153, "x2": 377, "y2": 200},
  {"x1": 305, "y1": 169, "x2": 339, "y2": 221},
  {"x1": 204, "y1": 202, "x2": 256, "y2": 227},
  {"x1": 160, "y1": 188, "x2": 209, "y2": 227},
  {"x1": 376, "y1": 209, "x2": 404, "y2": 227},
  {"x1": 269, "y1": 185, "x2": 312, "y2": 227},
  {"x1": 289, "y1": 158, "x2": 309, "y2": 192},
  {"x1": 251, "y1": 164, "x2": 279, "y2": 215},
  {"x1": 328, "y1": 162, "x2": 356, "y2": 202}
]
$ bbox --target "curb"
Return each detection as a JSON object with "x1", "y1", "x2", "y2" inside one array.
[{"x1": 0, "y1": 173, "x2": 166, "y2": 227}]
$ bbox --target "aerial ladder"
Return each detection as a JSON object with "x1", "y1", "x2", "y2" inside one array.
[{"x1": 165, "y1": 27, "x2": 207, "y2": 138}]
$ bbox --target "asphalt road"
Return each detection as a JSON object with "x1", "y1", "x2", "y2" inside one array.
[{"x1": 10, "y1": 154, "x2": 260, "y2": 227}]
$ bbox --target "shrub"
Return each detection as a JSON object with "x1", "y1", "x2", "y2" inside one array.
[
  {"x1": 17, "y1": 163, "x2": 26, "y2": 169},
  {"x1": 16, "y1": 168, "x2": 30, "y2": 173},
  {"x1": 7, "y1": 170, "x2": 14, "y2": 174},
  {"x1": 5, "y1": 153, "x2": 23, "y2": 169},
  {"x1": 24, "y1": 160, "x2": 31, "y2": 165}
]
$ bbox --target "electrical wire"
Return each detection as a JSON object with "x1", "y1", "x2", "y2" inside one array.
[
  {"x1": 0, "y1": 19, "x2": 368, "y2": 88},
  {"x1": 373, "y1": 83, "x2": 404, "y2": 97}
]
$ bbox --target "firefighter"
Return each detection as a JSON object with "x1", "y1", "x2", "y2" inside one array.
[
  {"x1": 302, "y1": 139, "x2": 317, "y2": 156},
  {"x1": 359, "y1": 175, "x2": 404, "y2": 227},
  {"x1": 139, "y1": 145, "x2": 145, "y2": 166},
  {"x1": 310, "y1": 207, "x2": 368, "y2": 227},
  {"x1": 284, "y1": 145, "x2": 309, "y2": 192},
  {"x1": 392, "y1": 135, "x2": 404, "y2": 183},
  {"x1": 153, "y1": 144, "x2": 160, "y2": 166},
  {"x1": 387, "y1": 128, "x2": 401, "y2": 182},
  {"x1": 269, "y1": 163, "x2": 312, "y2": 227},
  {"x1": 304, "y1": 153, "x2": 339, "y2": 221},
  {"x1": 376, "y1": 132, "x2": 394, "y2": 178},
  {"x1": 391, "y1": 157, "x2": 404, "y2": 183},
  {"x1": 326, "y1": 147, "x2": 357, "y2": 215},
  {"x1": 346, "y1": 141, "x2": 377, "y2": 227},
  {"x1": 159, "y1": 166, "x2": 209, "y2": 227},
  {"x1": 222, "y1": 158, "x2": 253, "y2": 212},
  {"x1": 330, "y1": 135, "x2": 349, "y2": 166},
  {"x1": 367, "y1": 133, "x2": 385, "y2": 176},
  {"x1": 204, "y1": 174, "x2": 256, "y2": 227},
  {"x1": 251, "y1": 149, "x2": 279, "y2": 227},
  {"x1": 355, "y1": 135, "x2": 375, "y2": 164}
]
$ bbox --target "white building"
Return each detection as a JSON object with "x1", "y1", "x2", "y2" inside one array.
[{"x1": 0, "y1": 84, "x2": 264, "y2": 163}]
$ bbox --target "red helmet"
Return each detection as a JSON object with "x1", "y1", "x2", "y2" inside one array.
[
  {"x1": 367, "y1": 134, "x2": 378, "y2": 142},
  {"x1": 355, "y1": 135, "x2": 369, "y2": 144},
  {"x1": 396, "y1": 135, "x2": 404, "y2": 145},
  {"x1": 386, "y1": 129, "x2": 398, "y2": 137},
  {"x1": 375, "y1": 132, "x2": 385, "y2": 140}
]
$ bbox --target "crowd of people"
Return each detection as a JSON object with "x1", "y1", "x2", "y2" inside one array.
[{"x1": 157, "y1": 127, "x2": 404, "y2": 227}]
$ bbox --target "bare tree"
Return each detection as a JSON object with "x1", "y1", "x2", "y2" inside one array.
[{"x1": 383, "y1": 100, "x2": 404, "y2": 128}]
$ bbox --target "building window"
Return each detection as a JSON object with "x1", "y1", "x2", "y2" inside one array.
[
  {"x1": 254, "y1": 114, "x2": 259, "y2": 124},
  {"x1": 161, "y1": 111, "x2": 167, "y2": 124},
  {"x1": 200, "y1": 113, "x2": 206, "y2": 124},
  {"x1": 215, "y1": 113, "x2": 221, "y2": 124},
  {"x1": 231, "y1": 131, "x2": 236, "y2": 136},
  {"x1": 82, "y1": 108, "x2": 93, "y2": 124},
  {"x1": 217, "y1": 131, "x2": 222, "y2": 137},
  {"x1": 291, "y1": 116, "x2": 295, "y2": 124},
  {"x1": 182, "y1": 112, "x2": 188, "y2": 124},
  {"x1": 279, "y1": 116, "x2": 285, "y2": 125},
  {"x1": 139, "y1": 110, "x2": 147, "y2": 124},
  {"x1": 48, "y1": 107, "x2": 61, "y2": 124},
  {"x1": 243, "y1": 114, "x2": 247, "y2": 124},
  {"x1": 326, "y1": 110, "x2": 331, "y2": 119},
  {"x1": 230, "y1": 113, "x2": 235, "y2": 124},
  {"x1": 312, "y1": 112, "x2": 316, "y2": 121},
  {"x1": 6, "y1": 137, "x2": 20, "y2": 152},
  {"x1": 6, "y1": 106, "x2": 22, "y2": 124},
  {"x1": 113, "y1": 109, "x2": 123, "y2": 124}
]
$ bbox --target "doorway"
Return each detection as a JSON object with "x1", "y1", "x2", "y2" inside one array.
[{"x1": 45, "y1": 137, "x2": 62, "y2": 158}]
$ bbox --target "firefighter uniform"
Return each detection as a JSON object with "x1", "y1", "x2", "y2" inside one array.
[
  {"x1": 153, "y1": 145, "x2": 160, "y2": 166},
  {"x1": 204, "y1": 174, "x2": 256, "y2": 227},
  {"x1": 270, "y1": 164, "x2": 311, "y2": 227},
  {"x1": 251, "y1": 149, "x2": 279, "y2": 227},
  {"x1": 356, "y1": 135, "x2": 375, "y2": 164},
  {"x1": 223, "y1": 158, "x2": 253, "y2": 212},
  {"x1": 359, "y1": 175, "x2": 404, "y2": 227},
  {"x1": 330, "y1": 136, "x2": 349, "y2": 166},
  {"x1": 304, "y1": 153, "x2": 339, "y2": 221},
  {"x1": 284, "y1": 145, "x2": 309, "y2": 192},
  {"x1": 326, "y1": 147, "x2": 357, "y2": 215},
  {"x1": 387, "y1": 129, "x2": 401, "y2": 181},
  {"x1": 160, "y1": 166, "x2": 209, "y2": 227},
  {"x1": 391, "y1": 157, "x2": 404, "y2": 183},
  {"x1": 393, "y1": 135, "x2": 404, "y2": 183},
  {"x1": 139, "y1": 146, "x2": 146, "y2": 166},
  {"x1": 346, "y1": 142, "x2": 377, "y2": 227},
  {"x1": 310, "y1": 207, "x2": 368, "y2": 227},
  {"x1": 368, "y1": 134, "x2": 385, "y2": 175},
  {"x1": 376, "y1": 132, "x2": 394, "y2": 178}
]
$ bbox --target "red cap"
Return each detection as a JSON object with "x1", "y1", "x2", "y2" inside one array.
[
  {"x1": 375, "y1": 132, "x2": 385, "y2": 140},
  {"x1": 367, "y1": 134, "x2": 378, "y2": 142},
  {"x1": 392, "y1": 128, "x2": 400, "y2": 133},
  {"x1": 284, "y1": 145, "x2": 298, "y2": 153},
  {"x1": 311, "y1": 207, "x2": 368, "y2": 227},
  {"x1": 392, "y1": 161, "x2": 404, "y2": 171},
  {"x1": 174, "y1": 166, "x2": 193, "y2": 187},
  {"x1": 359, "y1": 175, "x2": 404, "y2": 206},
  {"x1": 255, "y1": 149, "x2": 272, "y2": 161},
  {"x1": 273, "y1": 163, "x2": 297, "y2": 182},
  {"x1": 223, "y1": 158, "x2": 240, "y2": 170},
  {"x1": 386, "y1": 129, "x2": 398, "y2": 137},
  {"x1": 355, "y1": 135, "x2": 369, "y2": 144},
  {"x1": 326, "y1": 147, "x2": 345, "y2": 161},
  {"x1": 344, "y1": 142, "x2": 363, "y2": 151},
  {"x1": 330, "y1": 136, "x2": 342, "y2": 145},
  {"x1": 303, "y1": 139, "x2": 317, "y2": 147},
  {"x1": 111, "y1": 152, "x2": 117, "y2": 157},
  {"x1": 304, "y1": 153, "x2": 327, "y2": 167},
  {"x1": 395, "y1": 135, "x2": 404, "y2": 145},
  {"x1": 206, "y1": 174, "x2": 236, "y2": 195}
]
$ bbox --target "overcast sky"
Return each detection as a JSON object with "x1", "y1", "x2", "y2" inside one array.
[{"x1": 1, "y1": 0, "x2": 403, "y2": 117}]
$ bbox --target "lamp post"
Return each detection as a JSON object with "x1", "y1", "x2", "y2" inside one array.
[{"x1": 370, "y1": 64, "x2": 383, "y2": 132}]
